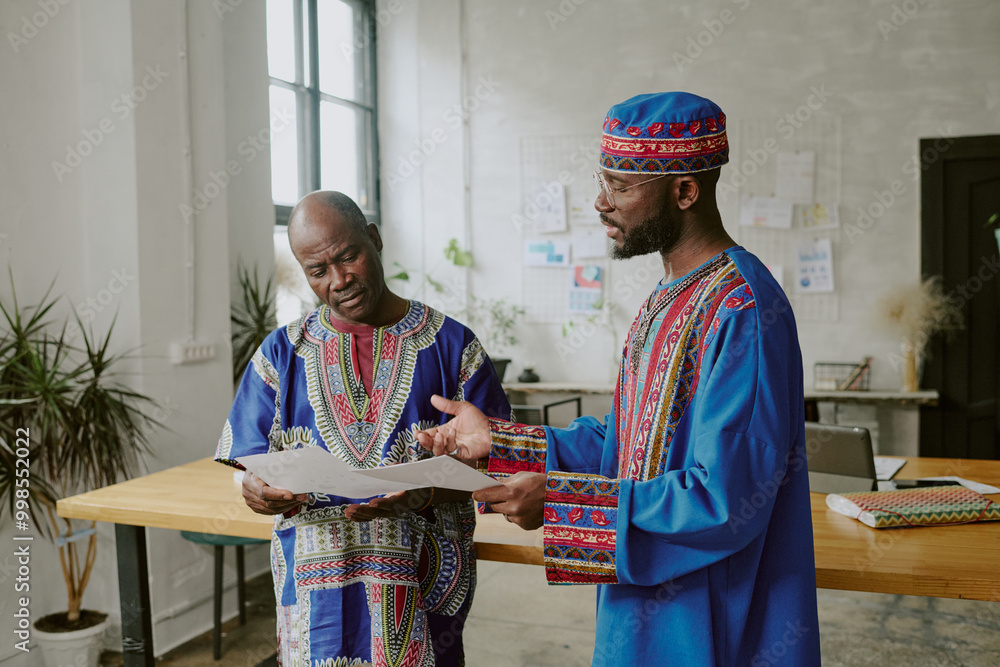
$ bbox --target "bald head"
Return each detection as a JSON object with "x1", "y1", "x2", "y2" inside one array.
[
  {"x1": 288, "y1": 191, "x2": 369, "y2": 238},
  {"x1": 286, "y1": 190, "x2": 405, "y2": 326}
]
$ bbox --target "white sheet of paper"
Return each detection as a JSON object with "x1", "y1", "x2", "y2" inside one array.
[
  {"x1": 236, "y1": 447, "x2": 501, "y2": 497},
  {"x1": 524, "y1": 181, "x2": 567, "y2": 233},
  {"x1": 776, "y1": 151, "x2": 815, "y2": 203},
  {"x1": 873, "y1": 456, "x2": 906, "y2": 481},
  {"x1": 357, "y1": 456, "x2": 502, "y2": 493},
  {"x1": 795, "y1": 237, "x2": 835, "y2": 293},
  {"x1": 568, "y1": 193, "x2": 601, "y2": 226},
  {"x1": 237, "y1": 447, "x2": 423, "y2": 497},
  {"x1": 739, "y1": 195, "x2": 793, "y2": 229},
  {"x1": 572, "y1": 228, "x2": 609, "y2": 258}
]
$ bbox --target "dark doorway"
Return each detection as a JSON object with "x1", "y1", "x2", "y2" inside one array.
[{"x1": 920, "y1": 134, "x2": 1000, "y2": 460}]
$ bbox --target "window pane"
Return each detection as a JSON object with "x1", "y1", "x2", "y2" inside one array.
[
  {"x1": 319, "y1": 101, "x2": 361, "y2": 206},
  {"x1": 317, "y1": 0, "x2": 359, "y2": 100},
  {"x1": 266, "y1": 0, "x2": 297, "y2": 82},
  {"x1": 270, "y1": 86, "x2": 300, "y2": 206}
]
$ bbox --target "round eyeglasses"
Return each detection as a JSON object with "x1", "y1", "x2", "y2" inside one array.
[{"x1": 593, "y1": 170, "x2": 671, "y2": 209}]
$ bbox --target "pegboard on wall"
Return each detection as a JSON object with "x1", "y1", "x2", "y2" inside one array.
[
  {"x1": 519, "y1": 135, "x2": 602, "y2": 324},
  {"x1": 734, "y1": 114, "x2": 843, "y2": 322}
]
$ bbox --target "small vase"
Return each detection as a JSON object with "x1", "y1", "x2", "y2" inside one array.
[
  {"x1": 518, "y1": 367, "x2": 539, "y2": 383},
  {"x1": 902, "y1": 345, "x2": 919, "y2": 392}
]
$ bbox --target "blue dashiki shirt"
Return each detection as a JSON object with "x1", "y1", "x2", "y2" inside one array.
[
  {"x1": 215, "y1": 301, "x2": 510, "y2": 666},
  {"x1": 481, "y1": 247, "x2": 822, "y2": 666}
]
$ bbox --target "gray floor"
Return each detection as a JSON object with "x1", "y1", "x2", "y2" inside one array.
[{"x1": 103, "y1": 561, "x2": 1000, "y2": 665}]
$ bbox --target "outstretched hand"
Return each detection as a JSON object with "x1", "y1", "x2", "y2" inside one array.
[{"x1": 415, "y1": 395, "x2": 491, "y2": 465}]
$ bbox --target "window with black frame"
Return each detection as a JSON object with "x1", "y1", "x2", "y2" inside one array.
[{"x1": 266, "y1": 0, "x2": 379, "y2": 226}]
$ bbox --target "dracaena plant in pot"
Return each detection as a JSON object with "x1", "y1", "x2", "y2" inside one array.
[{"x1": 0, "y1": 275, "x2": 160, "y2": 667}]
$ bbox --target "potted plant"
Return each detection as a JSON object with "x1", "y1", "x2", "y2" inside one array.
[
  {"x1": 0, "y1": 277, "x2": 160, "y2": 667},
  {"x1": 230, "y1": 263, "x2": 277, "y2": 387},
  {"x1": 463, "y1": 296, "x2": 525, "y2": 382}
]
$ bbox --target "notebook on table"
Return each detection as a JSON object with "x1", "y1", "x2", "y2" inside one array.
[{"x1": 826, "y1": 485, "x2": 1000, "y2": 529}]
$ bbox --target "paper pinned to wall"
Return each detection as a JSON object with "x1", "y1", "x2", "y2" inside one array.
[
  {"x1": 797, "y1": 202, "x2": 840, "y2": 229},
  {"x1": 568, "y1": 191, "x2": 601, "y2": 226},
  {"x1": 572, "y1": 228, "x2": 609, "y2": 258},
  {"x1": 739, "y1": 194, "x2": 794, "y2": 229},
  {"x1": 524, "y1": 239, "x2": 571, "y2": 267},
  {"x1": 796, "y1": 237, "x2": 835, "y2": 293},
  {"x1": 569, "y1": 265, "x2": 603, "y2": 313},
  {"x1": 776, "y1": 151, "x2": 815, "y2": 203},
  {"x1": 524, "y1": 180, "x2": 567, "y2": 233}
]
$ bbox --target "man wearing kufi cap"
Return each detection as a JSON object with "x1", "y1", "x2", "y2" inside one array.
[{"x1": 419, "y1": 92, "x2": 821, "y2": 666}]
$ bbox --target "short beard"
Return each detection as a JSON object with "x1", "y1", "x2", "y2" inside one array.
[{"x1": 609, "y1": 210, "x2": 675, "y2": 260}]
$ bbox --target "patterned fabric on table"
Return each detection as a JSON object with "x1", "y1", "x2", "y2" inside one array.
[
  {"x1": 216, "y1": 301, "x2": 509, "y2": 666},
  {"x1": 837, "y1": 485, "x2": 1000, "y2": 529}
]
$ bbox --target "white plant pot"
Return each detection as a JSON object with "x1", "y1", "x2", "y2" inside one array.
[{"x1": 33, "y1": 616, "x2": 108, "y2": 667}]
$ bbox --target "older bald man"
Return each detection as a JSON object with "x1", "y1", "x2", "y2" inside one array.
[{"x1": 215, "y1": 191, "x2": 510, "y2": 666}]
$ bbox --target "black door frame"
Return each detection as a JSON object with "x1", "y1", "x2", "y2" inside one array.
[{"x1": 920, "y1": 133, "x2": 1000, "y2": 458}]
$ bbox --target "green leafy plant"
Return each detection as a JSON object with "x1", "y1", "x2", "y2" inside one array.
[
  {"x1": 387, "y1": 238, "x2": 473, "y2": 296},
  {"x1": 0, "y1": 273, "x2": 161, "y2": 628},
  {"x1": 463, "y1": 296, "x2": 525, "y2": 359},
  {"x1": 231, "y1": 264, "x2": 277, "y2": 386}
]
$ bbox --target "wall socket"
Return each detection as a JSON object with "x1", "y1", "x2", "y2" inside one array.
[{"x1": 169, "y1": 341, "x2": 216, "y2": 365}]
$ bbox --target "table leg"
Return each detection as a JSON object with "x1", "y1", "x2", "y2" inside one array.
[{"x1": 115, "y1": 524, "x2": 154, "y2": 667}]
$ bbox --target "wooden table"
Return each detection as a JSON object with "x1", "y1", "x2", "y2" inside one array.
[{"x1": 58, "y1": 456, "x2": 1000, "y2": 665}]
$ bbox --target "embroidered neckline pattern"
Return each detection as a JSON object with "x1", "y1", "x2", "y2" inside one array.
[
  {"x1": 629, "y1": 255, "x2": 730, "y2": 374},
  {"x1": 617, "y1": 254, "x2": 749, "y2": 481},
  {"x1": 297, "y1": 301, "x2": 443, "y2": 469}
]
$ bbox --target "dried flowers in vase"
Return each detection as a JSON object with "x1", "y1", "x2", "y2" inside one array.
[{"x1": 878, "y1": 276, "x2": 963, "y2": 391}]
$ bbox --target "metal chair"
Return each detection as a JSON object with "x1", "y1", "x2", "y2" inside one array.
[
  {"x1": 179, "y1": 531, "x2": 268, "y2": 660},
  {"x1": 509, "y1": 396, "x2": 582, "y2": 426}
]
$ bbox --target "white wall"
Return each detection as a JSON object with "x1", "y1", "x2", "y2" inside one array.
[
  {"x1": 0, "y1": 0, "x2": 273, "y2": 661},
  {"x1": 378, "y1": 0, "x2": 1000, "y2": 456}
]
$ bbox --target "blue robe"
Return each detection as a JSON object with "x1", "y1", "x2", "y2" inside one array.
[
  {"x1": 484, "y1": 247, "x2": 821, "y2": 666},
  {"x1": 216, "y1": 301, "x2": 510, "y2": 666}
]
